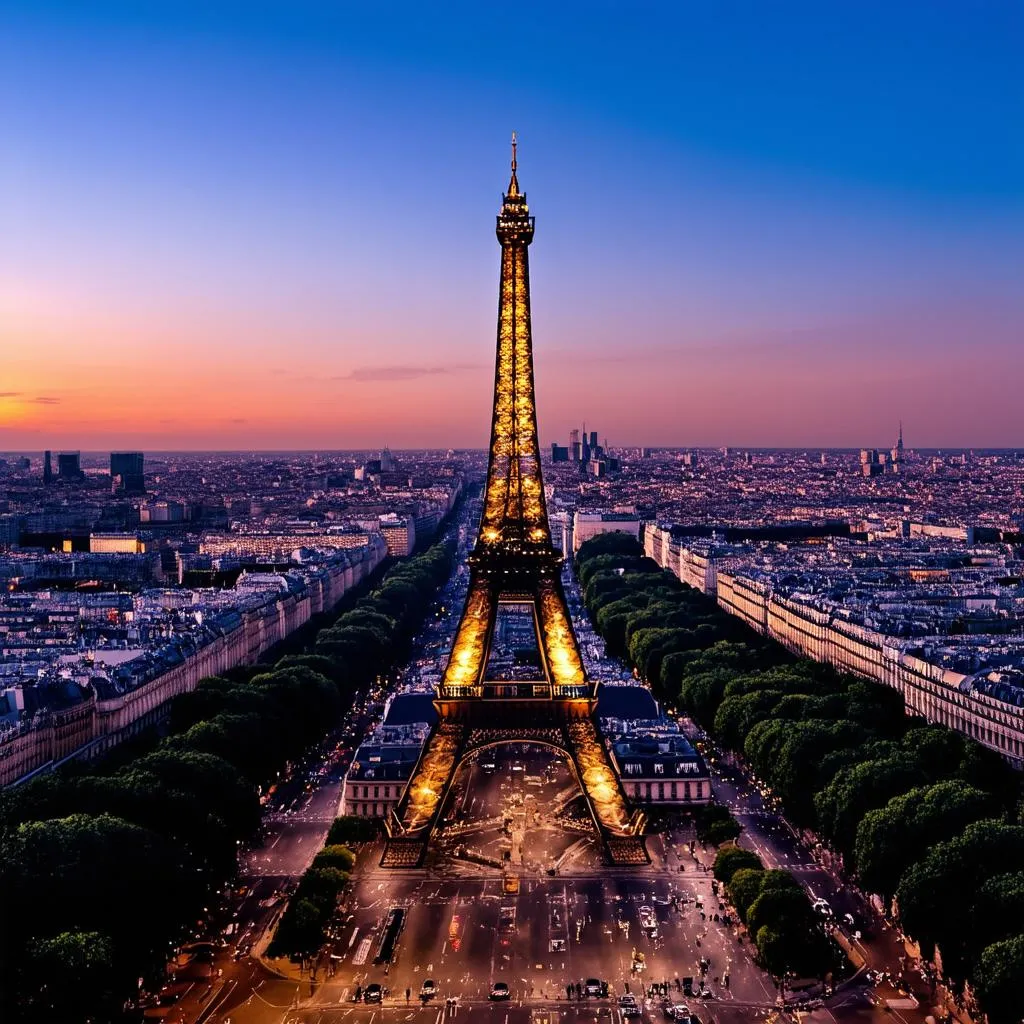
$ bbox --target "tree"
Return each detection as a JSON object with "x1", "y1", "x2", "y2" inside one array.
[
  {"x1": 23, "y1": 930, "x2": 117, "y2": 1023},
  {"x1": 713, "y1": 846, "x2": 763, "y2": 883},
  {"x1": 814, "y1": 755, "x2": 928, "y2": 858},
  {"x1": 2, "y1": 813, "x2": 189, "y2": 996},
  {"x1": 758, "y1": 869, "x2": 803, "y2": 894},
  {"x1": 714, "y1": 690, "x2": 785, "y2": 749},
  {"x1": 973, "y1": 934, "x2": 1024, "y2": 1024},
  {"x1": 971, "y1": 873, "x2": 1024, "y2": 951},
  {"x1": 753, "y1": 925, "x2": 789, "y2": 980},
  {"x1": 896, "y1": 821, "x2": 1024, "y2": 982},
  {"x1": 270, "y1": 898, "x2": 326, "y2": 959},
  {"x1": 680, "y1": 668, "x2": 736, "y2": 727},
  {"x1": 746, "y1": 886, "x2": 815, "y2": 942},
  {"x1": 314, "y1": 844, "x2": 356, "y2": 872},
  {"x1": 167, "y1": 712, "x2": 279, "y2": 783},
  {"x1": 695, "y1": 804, "x2": 742, "y2": 845},
  {"x1": 327, "y1": 816, "x2": 381, "y2": 845},
  {"x1": 854, "y1": 781, "x2": 997, "y2": 901},
  {"x1": 726, "y1": 867, "x2": 765, "y2": 922}
]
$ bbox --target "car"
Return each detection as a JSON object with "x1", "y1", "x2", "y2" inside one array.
[
  {"x1": 489, "y1": 982, "x2": 510, "y2": 1001},
  {"x1": 618, "y1": 995, "x2": 641, "y2": 1018},
  {"x1": 585, "y1": 979, "x2": 602, "y2": 997},
  {"x1": 813, "y1": 898, "x2": 834, "y2": 919},
  {"x1": 364, "y1": 984, "x2": 383, "y2": 1003},
  {"x1": 420, "y1": 980, "x2": 437, "y2": 1000},
  {"x1": 663, "y1": 1003, "x2": 691, "y2": 1020},
  {"x1": 638, "y1": 906, "x2": 658, "y2": 936}
]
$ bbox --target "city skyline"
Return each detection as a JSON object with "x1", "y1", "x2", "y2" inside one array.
[{"x1": 3, "y1": 2, "x2": 1022, "y2": 450}]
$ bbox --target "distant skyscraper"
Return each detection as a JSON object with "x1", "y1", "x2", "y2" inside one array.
[
  {"x1": 891, "y1": 422, "x2": 904, "y2": 467},
  {"x1": 43, "y1": 450, "x2": 52, "y2": 485},
  {"x1": 57, "y1": 452, "x2": 82, "y2": 480},
  {"x1": 589, "y1": 430, "x2": 598, "y2": 451},
  {"x1": 569, "y1": 429, "x2": 581, "y2": 462},
  {"x1": 110, "y1": 452, "x2": 145, "y2": 494},
  {"x1": 550, "y1": 443, "x2": 569, "y2": 463}
]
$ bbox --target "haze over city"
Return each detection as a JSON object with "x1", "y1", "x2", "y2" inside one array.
[{"x1": 3, "y1": 2, "x2": 1022, "y2": 450}]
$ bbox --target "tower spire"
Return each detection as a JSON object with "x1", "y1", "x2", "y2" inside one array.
[{"x1": 507, "y1": 130, "x2": 519, "y2": 197}]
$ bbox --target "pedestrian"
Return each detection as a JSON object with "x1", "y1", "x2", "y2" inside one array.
[{"x1": 406, "y1": 988, "x2": 411, "y2": 1003}]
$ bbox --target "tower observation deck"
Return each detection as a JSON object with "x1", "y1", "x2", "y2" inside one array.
[{"x1": 381, "y1": 138, "x2": 646, "y2": 868}]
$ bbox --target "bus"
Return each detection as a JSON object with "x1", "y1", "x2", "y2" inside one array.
[{"x1": 374, "y1": 908, "x2": 405, "y2": 964}]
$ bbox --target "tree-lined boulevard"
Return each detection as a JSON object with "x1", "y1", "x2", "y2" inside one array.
[
  {"x1": 0, "y1": 502, "x2": 462, "y2": 1024},
  {"x1": 2, "y1": 517, "x2": 1022, "y2": 1024}
]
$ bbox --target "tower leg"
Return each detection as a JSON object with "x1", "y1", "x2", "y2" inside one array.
[
  {"x1": 565, "y1": 718, "x2": 649, "y2": 865},
  {"x1": 382, "y1": 721, "x2": 466, "y2": 867}
]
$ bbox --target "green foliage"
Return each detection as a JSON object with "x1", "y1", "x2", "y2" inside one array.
[
  {"x1": 314, "y1": 844, "x2": 357, "y2": 872},
  {"x1": 854, "y1": 781, "x2": 998, "y2": 901},
  {"x1": 747, "y1": 885, "x2": 814, "y2": 943},
  {"x1": 0, "y1": 529, "x2": 459, "y2": 1022},
  {"x1": 895, "y1": 821, "x2": 1024, "y2": 982},
  {"x1": 726, "y1": 867, "x2": 765, "y2": 923},
  {"x1": 814, "y1": 755, "x2": 929, "y2": 861},
  {"x1": 973, "y1": 934, "x2": 1024, "y2": 1024},
  {"x1": 269, "y1": 898, "x2": 327, "y2": 959},
  {"x1": 695, "y1": 803, "x2": 742, "y2": 845},
  {"x1": 22, "y1": 931, "x2": 116, "y2": 1023},
  {"x1": 576, "y1": 529, "x2": 1024, "y2": 1004},
  {"x1": 268, "y1": 855, "x2": 351, "y2": 958},
  {"x1": 712, "y1": 845, "x2": 764, "y2": 883},
  {"x1": 326, "y1": 815, "x2": 382, "y2": 845}
]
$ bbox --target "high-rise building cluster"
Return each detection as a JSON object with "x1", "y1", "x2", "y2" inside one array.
[{"x1": 551, "y1": 424, "x2": 619, "y2": 477}]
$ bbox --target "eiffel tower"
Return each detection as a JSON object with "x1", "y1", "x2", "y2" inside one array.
[{"x1": 381, "y1": 138, "x2": 647, "y2": 868}]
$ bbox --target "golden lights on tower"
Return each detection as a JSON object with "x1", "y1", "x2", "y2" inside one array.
[{"x1": 384, "y1": 140, "x2": 645, "y2": 863}]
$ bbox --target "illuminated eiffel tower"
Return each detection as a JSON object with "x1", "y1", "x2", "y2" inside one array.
[{"x1": 381, "y1": 138, "x2": 647, "y2": 868}]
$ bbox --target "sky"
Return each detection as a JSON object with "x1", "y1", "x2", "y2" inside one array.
[{"x1": 1, "y1": 1, "x2": 1022, "y2": 451}]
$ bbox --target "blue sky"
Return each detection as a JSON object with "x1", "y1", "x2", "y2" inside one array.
[{"x1": 2, "y1": 1, "x2": 1022, "y2": 448}]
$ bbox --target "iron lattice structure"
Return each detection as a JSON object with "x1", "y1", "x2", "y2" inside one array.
[{"x1": 382, "y1": 140, "x2": 646, "y2": 868}]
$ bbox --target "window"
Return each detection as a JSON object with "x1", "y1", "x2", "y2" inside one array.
[{"x1": 653, "y1": 763, "x2": 664, "y2": 775}]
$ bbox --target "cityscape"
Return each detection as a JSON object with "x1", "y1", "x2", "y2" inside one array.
[{"x1": 2, "y1": 5, "x2": 1023, "y2": 1024}]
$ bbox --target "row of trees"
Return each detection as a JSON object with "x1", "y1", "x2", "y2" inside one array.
[
  {"x1": 576, "y1": 533, "x2": 1024, "y2": 1023},
  {"x1": 269, "y1": 816, "x2": 385, "y2": 959},
  {"x1": 713, "y1": 846, "x2": 832, "y2": 981},
  {"x1": 268, "y1": 843, "x2": 356, "y2": 960},
  {"x1": 0, "y1": 536, "x2": 456, "y2": 1024}
]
